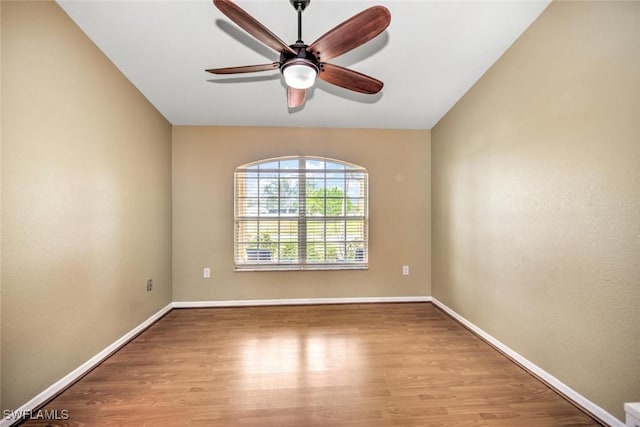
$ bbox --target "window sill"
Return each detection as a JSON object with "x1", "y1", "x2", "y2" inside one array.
[{"x1": 235, "y1": 264, "x2": 368, "y2": 272}]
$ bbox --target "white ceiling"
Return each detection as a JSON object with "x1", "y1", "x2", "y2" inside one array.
[{"x1": 56, "y1": 0, "x2": 550, "y2": 129}]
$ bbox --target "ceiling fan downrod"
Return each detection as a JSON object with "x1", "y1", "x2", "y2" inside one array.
[{"x1": 291, "y1": 0, "x2": 310, "y2": 44}]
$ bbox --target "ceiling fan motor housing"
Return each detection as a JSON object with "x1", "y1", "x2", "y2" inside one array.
[{"x1": 280, "y1": 43, "x2": 320, "y2": 75}]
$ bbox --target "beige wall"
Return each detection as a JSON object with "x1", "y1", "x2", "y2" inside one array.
[
  {"x1": 0, "y1": 0, "x2": 3, "y2": 410},
  {"x1": 1, "y1": 1, "x2": 172, "y2": 411},
  {"x1": 172, "y1": 126, "x2": 430, "y2": 301},
  {"x1": 432, "y1": 0, "x2": 639, "y2": 422}
]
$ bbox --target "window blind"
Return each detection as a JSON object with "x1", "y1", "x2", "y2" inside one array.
[{"x1": 234, "y1": 156, "x2": 368, "y2": 270}]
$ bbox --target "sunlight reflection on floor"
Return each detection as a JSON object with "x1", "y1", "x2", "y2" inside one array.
[{"x1": 241, "y1": 333, "x2": 363, "y2": 375}]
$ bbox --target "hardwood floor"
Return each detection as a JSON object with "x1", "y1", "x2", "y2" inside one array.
[{"x1": 22, "y1": 303, "x2": 602, "y2": 426}]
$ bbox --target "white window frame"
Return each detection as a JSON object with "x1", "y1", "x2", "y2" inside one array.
[{"x1": 234, "y1": 156, "x2": 368, "y2": 271}]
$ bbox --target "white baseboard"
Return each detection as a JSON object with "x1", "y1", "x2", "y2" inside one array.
[
  {"x1": 431, "y1": 297, "x2": 623, "y2": 427},
  {"x1": 171, "y1": 295, "x2": 432, "y2": 308},
  {"x1": 1, "y1": 303, "x2": 173, "y2": 427}
]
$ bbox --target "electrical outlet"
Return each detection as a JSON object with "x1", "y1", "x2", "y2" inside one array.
[
  {"x1": 203, "y1": 268, "x2": 211, "y2": 278},
  {"x1": 146, "y1": 279, "x2": 153, "y2": 291},
  {"x1": 402, "y1": 265, "x2": 410, "y2": 276}
]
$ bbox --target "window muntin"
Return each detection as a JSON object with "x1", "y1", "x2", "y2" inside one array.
[{"x1": 235, "y1": 156, "x2": 368, "y2": 270}]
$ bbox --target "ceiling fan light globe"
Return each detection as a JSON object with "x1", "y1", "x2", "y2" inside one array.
[{"x1": 282, "y1": 64, "x2": 317, "y2": 89}]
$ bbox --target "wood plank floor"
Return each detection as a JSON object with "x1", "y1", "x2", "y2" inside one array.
[{"x1": 22, "y1": 303, "x2": 602, "y2": 426}]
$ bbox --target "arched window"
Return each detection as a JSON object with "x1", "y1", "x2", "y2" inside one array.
[{"x1": 234, "y1": 156, "x2": 368, "y2": 270}]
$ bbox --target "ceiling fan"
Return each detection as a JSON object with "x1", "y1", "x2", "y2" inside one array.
[{"x1": 206, "y1": 0, "x2": 391, "y2": 108}]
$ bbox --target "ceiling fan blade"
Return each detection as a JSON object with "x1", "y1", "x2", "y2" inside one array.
[
  {"x1": 309, "y1": 6, "x2": 390, "y2": 62},
  {"x1": 318, "y1": 63, "x2": 383, "y2": 94},
  {"x1": 288, "y1": 87, "x2": 307, "y2": 108},
  {"x1": 206, "y1": 63, "x2": 280, "y2": 74},
  {"x1": 213, "y1": 0, "x2": 296, "y2": 55}
]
